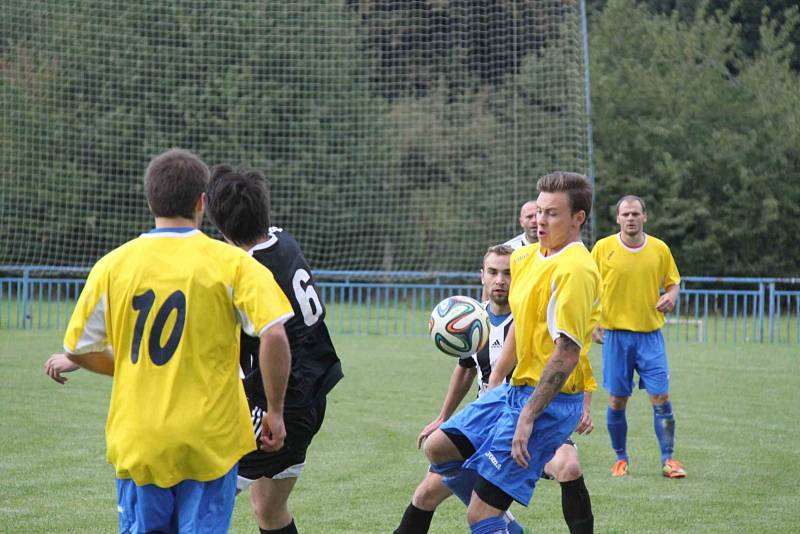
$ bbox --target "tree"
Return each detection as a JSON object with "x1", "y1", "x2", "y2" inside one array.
[{"x1": 590, "y1": 0, "x2": 800, "y2": 275}]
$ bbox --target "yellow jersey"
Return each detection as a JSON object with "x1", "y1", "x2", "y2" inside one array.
[
  {"x1": 63, "y1": 228, "x2": 294, "y2": 487},
  {"x1": 592, "y1": 233, "x2": 680, "y2": 332},
  {"x1": 508, "y1": 242, "x2": 601, "y2": 393}
]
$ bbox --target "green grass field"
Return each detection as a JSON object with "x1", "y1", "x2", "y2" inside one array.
[{"x1": 1, "y1": 330, "x2": 798, "y2": 533}]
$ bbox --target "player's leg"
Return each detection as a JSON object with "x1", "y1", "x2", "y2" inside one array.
[
  {"x1": 543, "y1": 442, "x2": 593, "y2": 534},
  {"x1": 423, "y1": 428, "x2": 477, "y2": 506},
  {"x1": 464, "y1": 386, "x2": 583, "y2": 532},
  {"x1": 429, "y1": 384, "x2": 509, "y2": 506},
  {"x1": 467, "y1": 479, "x2": 513, "y2": 534},
  {"x1": 395, "y1": 468, "x2": 453, "y2": 534},
  {"x1": 239, "y1": 397, "x2": 327, "y2": 532},
  {"x1": 249, "y1": 476, "x2": 298, "y2": 533},
  {"x1": 602, "y1": 330, "x2": 635, "y2": 475},
  {"x1": 636, "y1": 330, "x2": 685, "y2": 477}
]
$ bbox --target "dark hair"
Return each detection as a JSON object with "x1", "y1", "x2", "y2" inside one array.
[
  {"x1": 536, "y1": 171, "x2": 592, "y2": 228},
  {"x1": 144, "y1": 148, "x2": 209, "y2": 219},
  {"x1": 615, "y1": 195, "x2": 646, "y2": 214},
  {"x1": 482, "y1": 244, "x2": 514, "y2": 267},
  {"x1": 205, "y1": 164, "x2": 271, "y2": 246}
]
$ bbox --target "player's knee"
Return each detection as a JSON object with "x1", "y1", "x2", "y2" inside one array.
[
  {"x1": 250, "y1": 491, "x2": 288, "y2": 525},
  {"x1": 423, "y1": 430, "x2": 456, "y2": 464},
  {"x1": 608, "y1": 395, "x2": 628, "y2": 410},
  {"x1": 650, "y1": 393, "x2": 670, "y2": 405},
  {"x1": 557, "y1": 459, "x2": 583, "y2": 482},
  {"x1": 413, "y1": 477, "x2": 449, "y2": 510}
]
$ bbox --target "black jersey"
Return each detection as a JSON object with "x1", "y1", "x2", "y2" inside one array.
[
  {"x1": 458, "y1": 302, "x2": 514, "y2": 396},
  {"x1": 240, "y1": 227, "x2": 343, "y2": 411}
]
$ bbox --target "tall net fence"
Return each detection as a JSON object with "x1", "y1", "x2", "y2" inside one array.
[{"x1": 2, "y1": 0, "x2": 590, "y2": 277}]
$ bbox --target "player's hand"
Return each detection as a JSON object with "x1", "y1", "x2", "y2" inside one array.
[
  {"x1": 45, "y1": 352, "x2": 80, "y2": 384},
  {"x1": 417, "y1": 417, "x2": 444, "y2": 449},
  {"x1": 574, "y1": 410, "x2": 594, "y2": 435},
  {"x1": 656, "y1": 293, "x2": 676, "y2": 313},
  {"x1": 591, "y1": 325, "x2": 604, "y2": 344},
  {"x1": 260, "y1": 411, "x2": 286, "y2": 452},
  {"x1": 511, "y1": 416, "x2": 534, "y2": 469}
]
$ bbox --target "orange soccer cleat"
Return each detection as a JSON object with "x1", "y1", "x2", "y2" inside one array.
[
  {"x1": 662, "y1": 459, "x2": 686, "y2": 478},
  {"x1": 611, "y1": 459, "x2": 629, "y2": 477}
]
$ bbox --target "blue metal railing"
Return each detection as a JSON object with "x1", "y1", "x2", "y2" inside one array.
[{"x1": 2, "y1": 267, "x2": 799, "y2": 343}]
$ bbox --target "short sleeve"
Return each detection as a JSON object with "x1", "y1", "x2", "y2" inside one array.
[
  {"x1": 233, "y1": 254, "x2": 294, "y2": 337},
  {"x1": 548, "y1": 264, "x2": 598, "y2": 350},
  {"x1": 590, "y1": 240, "x2": 604, "y2": 272},
  {"x1": 662, "y1": 246, "x2": 681, "y2": 288},
  {"x1": 63, "y1": 261, "x2": 109, "y2": 354}
]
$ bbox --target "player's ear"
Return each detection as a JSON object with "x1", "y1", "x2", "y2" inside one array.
[
  {"x1": 196, "y1": 192, "x2": 206, "y2": 212},
  {"x1": 574, "y1": 209, "x2": 586, "y2": 227}
]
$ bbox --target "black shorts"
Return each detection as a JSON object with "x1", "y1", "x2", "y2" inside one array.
[{"x1": 237, "y1": 397, "x2": 327, "y2": 488}]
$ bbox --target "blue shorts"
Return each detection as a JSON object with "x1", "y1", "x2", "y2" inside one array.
[
  {"x1": 440, "y1": 383, "x2": 509, "y2": 451},
  {"x1": 462, "y1": 385, "x2": 582, "y2": 506},
  {"x1": 116, "y1": 464, "x2": 238, "y2": 534},
  {"x1": 602, "y1": 329, "x2": 669, "y2": 397}
]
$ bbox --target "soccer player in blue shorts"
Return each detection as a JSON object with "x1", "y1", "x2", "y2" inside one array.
[
  {"x1": 591, "y1": 195, "x2": 685, "y2": 479},
  {"x1": 462, "y1": 172, "x2": 601, "y2": 534},
  {"x1": 394, "y1": 245, "x2": 525, "y2": 534},
  {"x1": 44, "y1": 148, "x2": 294, "y2": 534}
]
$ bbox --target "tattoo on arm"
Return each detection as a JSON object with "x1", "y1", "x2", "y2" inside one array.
[
  {"x1": 524, "y1": 334, "x2": 580, "y2": 421},
  {"x1": 556, "y1": 335, "x2": 580, "y2": 353}
]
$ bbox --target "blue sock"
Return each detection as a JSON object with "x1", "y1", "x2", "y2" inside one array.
[
  {"x1": 441, "y1": 467, "x2": 478, "y2": 506},
  {"x1": 470, "y1": 516, "x2": 509, "y2": 534},
  {"x1": 505, "y1": 515, "x2": 524, "y2": 534},
  {"x1": 607, "y1": 407, "x2": 628, "y2": 461},
  {"x1": 653, "y1": 401, "x2": 675, "y2": 464}
]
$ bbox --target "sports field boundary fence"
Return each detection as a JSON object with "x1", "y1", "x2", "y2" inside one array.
[{"x1": 1, "y1": 267, "x2": 798, "y2": 344}]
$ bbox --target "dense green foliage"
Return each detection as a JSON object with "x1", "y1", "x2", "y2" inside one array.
[
  {"x1": 590, "y1": 0, "x2": 800, "y2": 276},
  {"x1": 1, "y1": 0, "x2": 588, "y2": 273},
  {"x1": 2, "y1": 0, "x2": 798, "y2": 275}
]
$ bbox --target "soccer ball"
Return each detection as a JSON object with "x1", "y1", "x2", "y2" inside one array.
[{"x1": 429, "y1": 296, "x2": 490, "y2": 358}]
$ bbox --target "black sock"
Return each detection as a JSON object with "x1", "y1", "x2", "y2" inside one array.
[
  {"x1": 394, "y1": 502, "x2": 435, "y2": 534},
  {"x1": 561, "y1": 476, "x2": 594, "y2": 534},
  {"x1": 260, "y1": 519, "x2": 298, "y2": 534}
]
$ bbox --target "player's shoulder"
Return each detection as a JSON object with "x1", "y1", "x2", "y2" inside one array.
[
  {"x1": 503, "y1": 233, "x2": 525, "y2": 249},
  {"x1": 644, "y1": 234, "x2": 672, "y2": 253},
  {"x1": 592, "y1": 233, "x2": 618, "y2": 251},
  {"x1": 510, "y1": 242, "x2": 539, "y2": 265},
  {"x1": 560, "y1": 242, "x2": 601, "y2": 275}
]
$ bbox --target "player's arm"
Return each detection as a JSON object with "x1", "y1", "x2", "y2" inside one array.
[
  {"x1": 656, "y1": 247, "x2": 681, "y2": 313},
  {"x1": 656, "y1": 283, "x2": 679, "y2": 313},
  {"x1": 258, "y1": 322, "x2": 291, "y2": 452},
  {"x1": 66, "y1": 349, "x2": 115, "y2": 376},
  {"x1": 574, "y1": 391, "x2": 594, "y2": 435},
  {"x1": 487, "y1": 322, "x2": 517, "y2": 390},
  {"x1": 511, "y1": 335, "x2": 580, "y2": 468},
  {"x1": 417, "y1": 365, "x2": 476, "y2": 449}
]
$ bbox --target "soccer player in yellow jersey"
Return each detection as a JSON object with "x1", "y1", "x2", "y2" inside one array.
[
  {"x1": 462, "y1": 172, "x2": 601, "y2": 534},
  {"x1": 44, "y1": 148, "x2": 295, "y2": 533},
  {"x1": 591, "y1": 195, "x2": 685, "y2": 479}
]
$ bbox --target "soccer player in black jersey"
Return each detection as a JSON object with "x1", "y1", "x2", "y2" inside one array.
[{"x1": 206, "y1": 165, "x2": 343, "y2": 534}]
